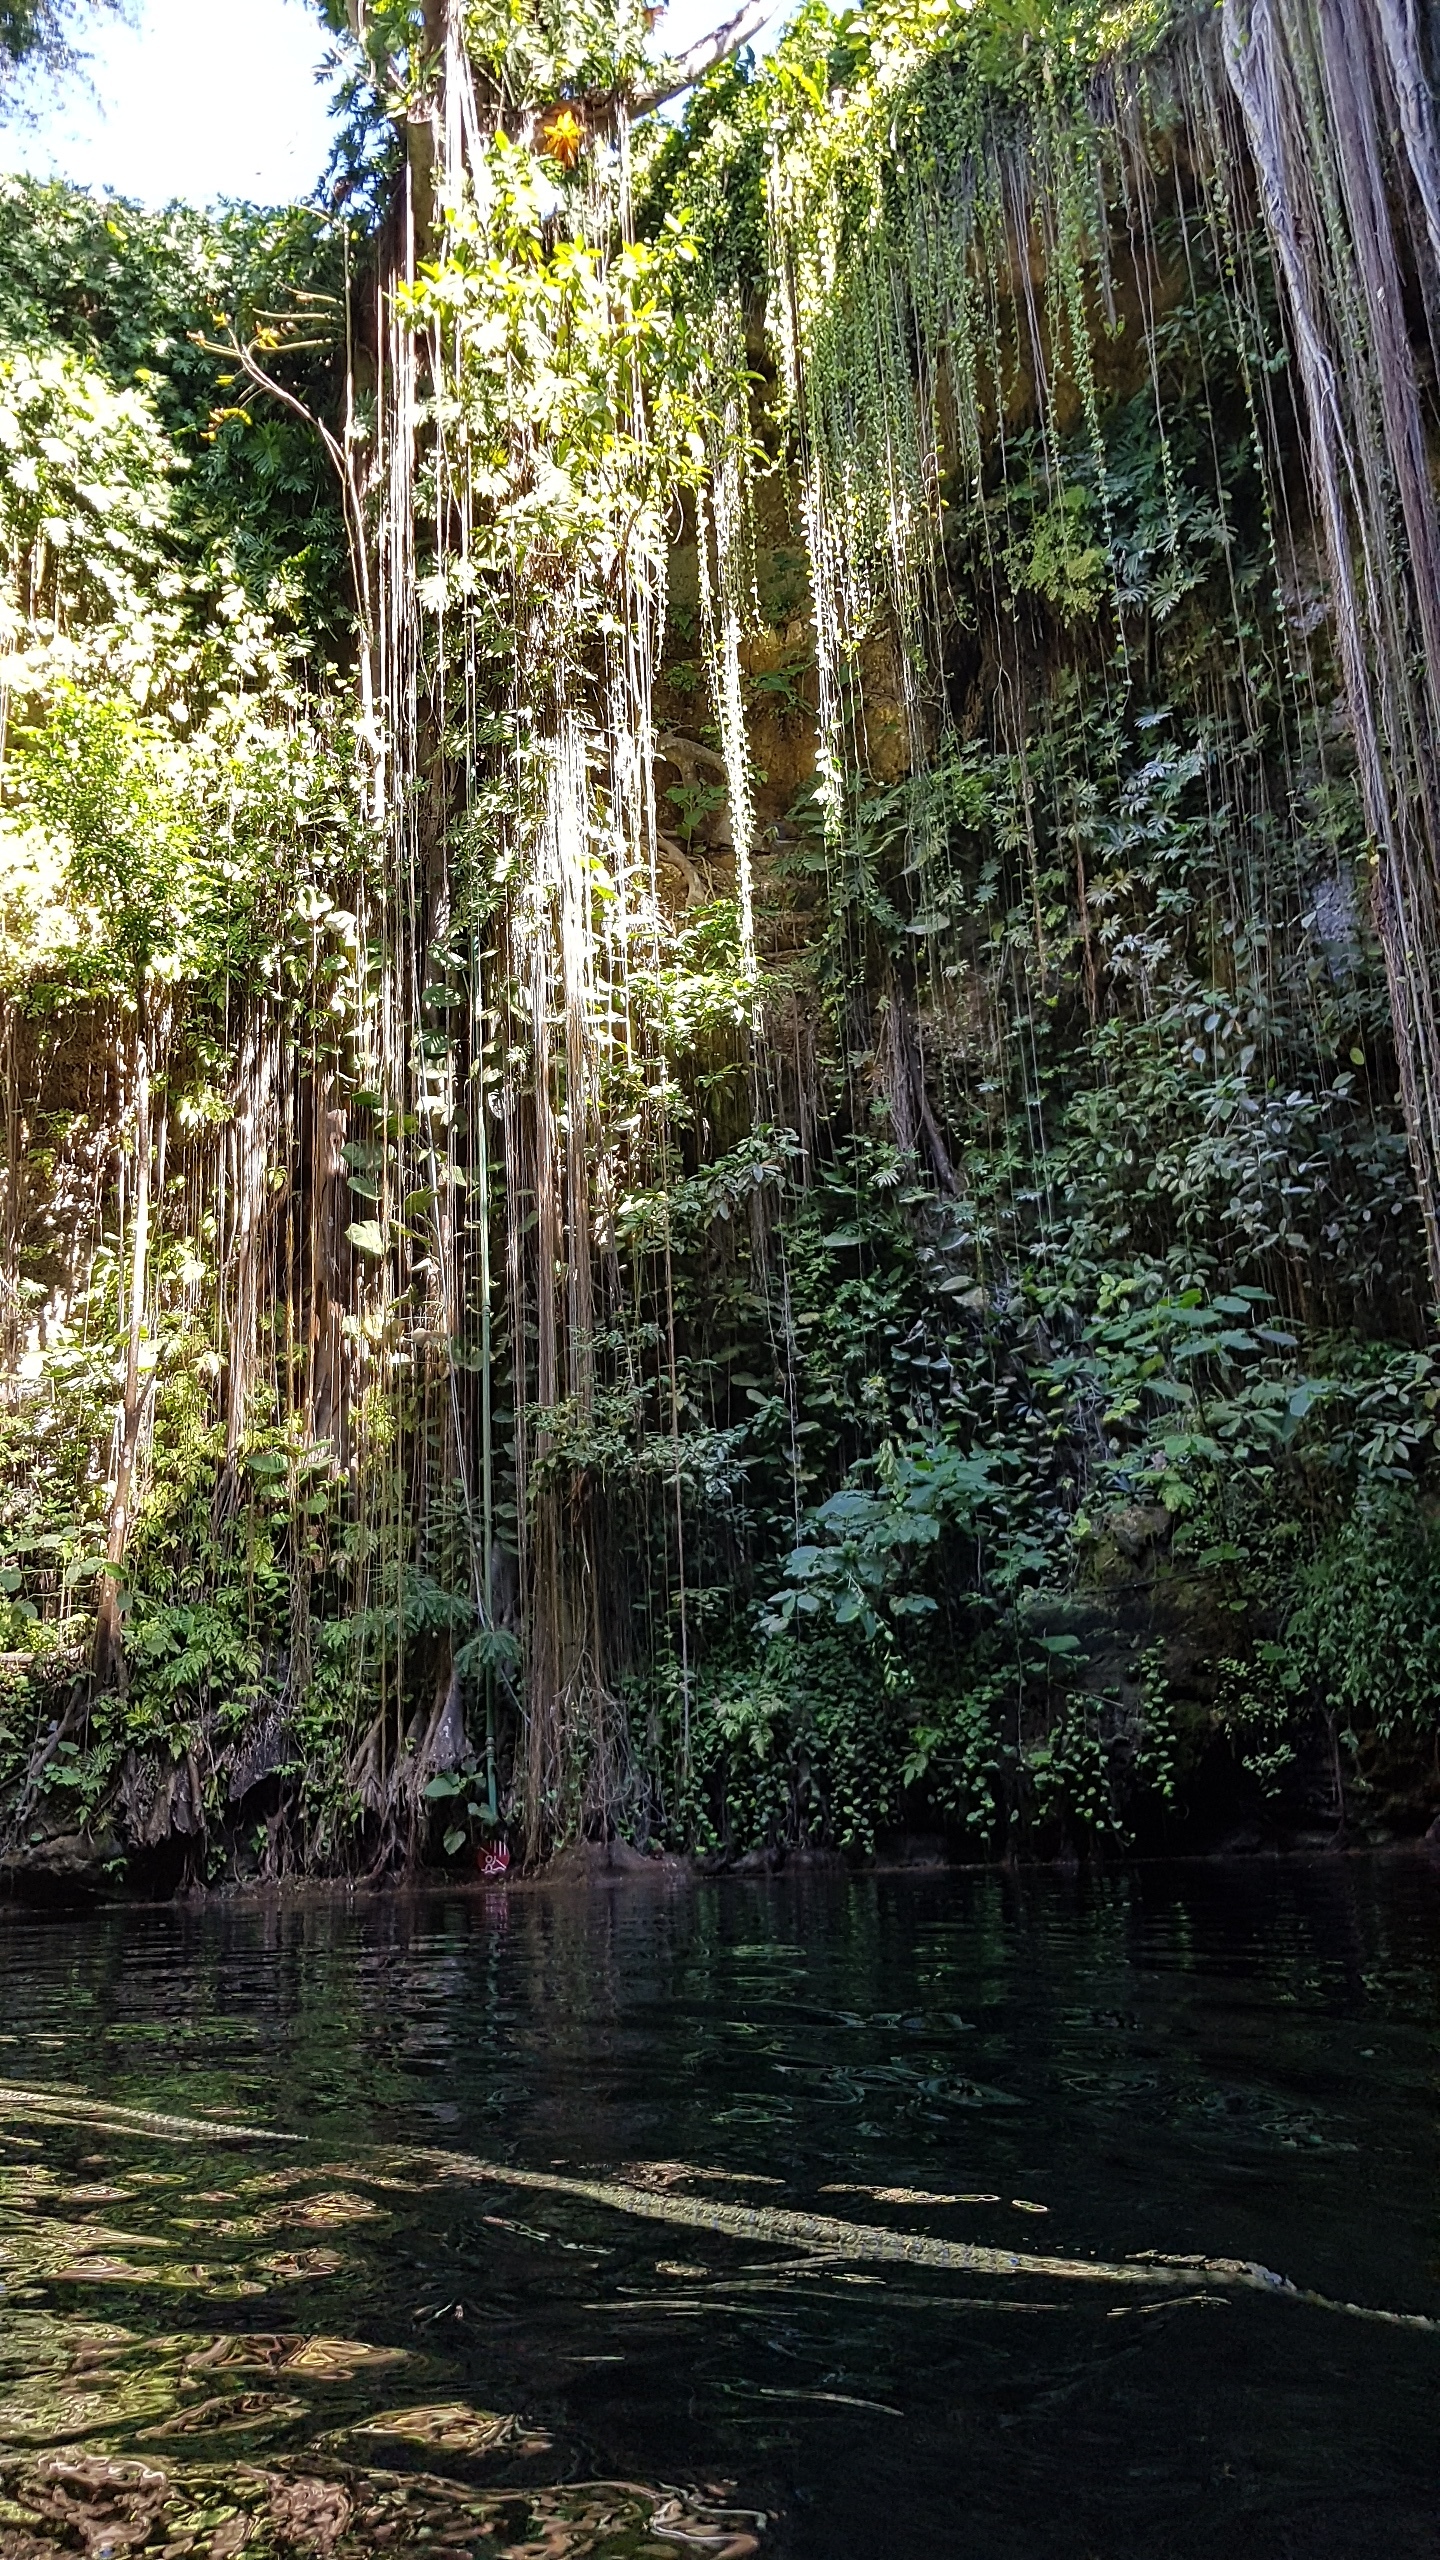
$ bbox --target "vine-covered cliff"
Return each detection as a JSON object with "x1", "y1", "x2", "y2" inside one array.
[{"x1": 3, "y1": 0, "x2": 1440, "y2": 1890}]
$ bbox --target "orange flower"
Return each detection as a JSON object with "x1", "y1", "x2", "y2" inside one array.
[{"x1": 538, "y1": 103, "x2": 585, "y2": 169}]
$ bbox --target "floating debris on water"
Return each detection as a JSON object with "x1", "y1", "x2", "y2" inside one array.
[{"x1": 0, "y1": 2087, "x2": 301, "y2": 2146}]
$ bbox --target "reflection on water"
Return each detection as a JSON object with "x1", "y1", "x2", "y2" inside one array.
[
  {"x1": 0, "y1": 2449, "x2": 759, "y2": 2559},
  {"x1": 0, "y1": 2154, "x2": 757, "y2": 2556},
  {"x1": 0, "y1": 1860, "x2": 1435, "y2": 2556}
]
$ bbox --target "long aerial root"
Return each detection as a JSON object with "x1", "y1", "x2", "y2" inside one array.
[
  {"x1": 414, "y1": 2150, "x2": 1437, "y2": 2332},
  {"x1": 0, "y1": 2083, "x2": 301, "y2": 2144},
  {"x1": 0, "y1": 2088, "x2": 1430, "y2": 2331}
]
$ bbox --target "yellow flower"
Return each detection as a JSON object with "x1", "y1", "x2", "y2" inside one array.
[{"x1": 538, "y1": 104, "x2": 585, "y2": 169}]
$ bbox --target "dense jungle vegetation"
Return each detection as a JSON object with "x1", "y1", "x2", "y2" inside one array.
[{"x1": 2, "y1": 0, "x2": 1440, "y2": 1890}]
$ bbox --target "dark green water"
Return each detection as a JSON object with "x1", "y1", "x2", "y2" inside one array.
[{"x1": 0, "y1": 1859, "x2": 1436, "y2": 2559}]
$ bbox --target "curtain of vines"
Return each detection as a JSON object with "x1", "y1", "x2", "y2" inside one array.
[{"x1": 9, "y1": 0, "x2": 1440, "y2": 1872}]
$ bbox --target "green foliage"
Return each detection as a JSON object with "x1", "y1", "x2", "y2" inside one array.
[
  {"x1": 681, "y1": 1629, "x2": 916, "y2": 1852},
  {"x1": 400, "y1": 136, "x2": 711, "y2": 738},
  {"x1": 765, "y1": 1440, "x2": 996, "y2": 1638},
  {"x1": 0, "y1": 179, "x2": 351, "y2": 640},
  {"x1": 1288, "y1": 1489, "x2": 1440, "y2": 1743}
]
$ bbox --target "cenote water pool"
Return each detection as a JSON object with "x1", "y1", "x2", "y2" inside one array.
[{"x1": 0, "y1": 1860, "x2": 1435, "y2": 2560}]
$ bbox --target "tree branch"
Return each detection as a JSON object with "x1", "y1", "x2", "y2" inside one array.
[
  {"x1": 193, "y1": 328, "x2": 373, "y2": 655},
  {"x1": 629, "y1": 0, "x2": 780, "y2": 113}
]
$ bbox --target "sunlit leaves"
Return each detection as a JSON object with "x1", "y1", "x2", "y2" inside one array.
[{"x1": 400, "y1": 139, "x2": 710, "y2": 705}]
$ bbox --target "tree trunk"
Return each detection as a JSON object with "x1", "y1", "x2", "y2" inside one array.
[{"x1": 93, "y1": 1005, "x2": 158, "y2": 1689}]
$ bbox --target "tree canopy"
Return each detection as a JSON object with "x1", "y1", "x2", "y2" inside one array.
[{"x1": 0, "y1": 0, "x2": 129, "y2": 110}]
